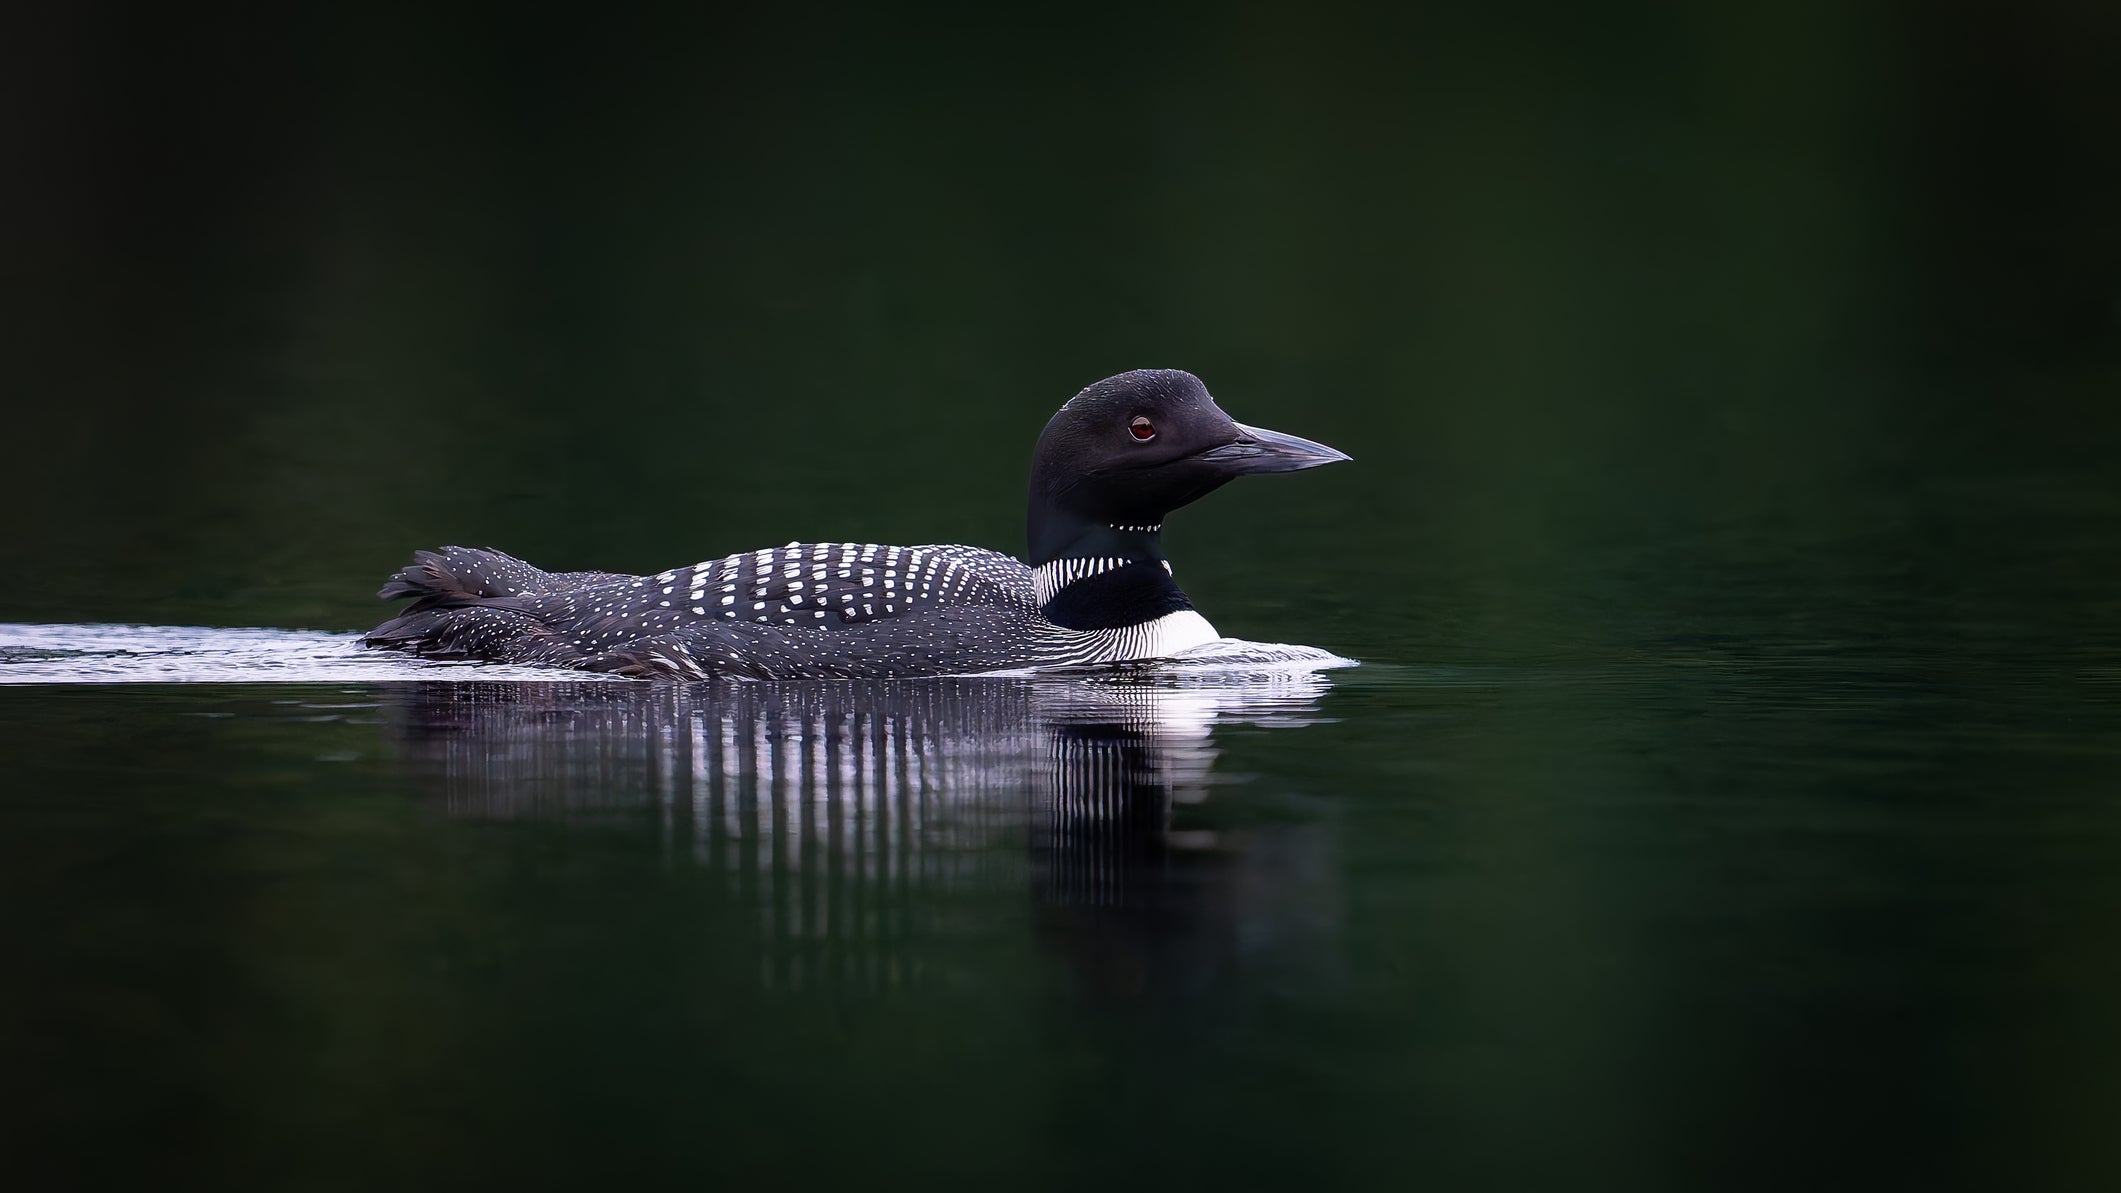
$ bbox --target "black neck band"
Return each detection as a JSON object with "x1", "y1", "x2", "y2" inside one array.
[{"x1": 1038, "y1": 560, "x2": 1192, "y2": 631}]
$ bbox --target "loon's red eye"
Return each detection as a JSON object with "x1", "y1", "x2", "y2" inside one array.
[{"x1": 1129, "y1": 416, "x2": 1157, "y2": 442}]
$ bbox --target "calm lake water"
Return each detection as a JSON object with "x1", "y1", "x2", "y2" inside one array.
[
  {"x1": 6, "y1": 460, "x2": 2118, "y2": 1189},
  {"x1": 6, "y1": 4, "x2": 2121, "y2": 1190}
]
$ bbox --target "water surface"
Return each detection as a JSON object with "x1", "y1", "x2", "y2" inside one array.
[{"x1": 6, "y1": 580, "x2": 2118, "y2": 1189}]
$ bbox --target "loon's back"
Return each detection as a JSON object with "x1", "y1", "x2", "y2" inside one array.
[{"x1": 365, "y1": 543, "x2": 1047, "y2": 680}]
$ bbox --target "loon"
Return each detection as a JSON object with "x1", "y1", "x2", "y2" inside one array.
[{"x1": 364, "y1": 369, "x2": 1350, "y2": 680}]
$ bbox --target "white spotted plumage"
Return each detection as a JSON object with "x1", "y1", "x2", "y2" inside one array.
[{"x1": 367, "y1": 541, "x2": 1224, "y2": 679}]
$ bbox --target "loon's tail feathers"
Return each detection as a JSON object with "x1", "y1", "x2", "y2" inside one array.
[
  {"x1": 364, "y1": 605, "x2": 569, "y2": 660},
  {"x1": 367, "y1": 546, "x2": 580, "y2": 661},
  {"x1": 375, "y1": 546, "x2": 553, "y2": 607}
]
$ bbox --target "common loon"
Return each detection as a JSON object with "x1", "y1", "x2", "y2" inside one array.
[{"x1": 364, "y1": 369, "x2": 1350, "y2": 680}]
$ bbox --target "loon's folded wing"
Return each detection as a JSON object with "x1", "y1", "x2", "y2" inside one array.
[
  {"x1": 553, "y1": 543, "x2": 1030, "y2": 635},
  {"x1": 368, "y1": 541, "x2": 1039, "y2": 678}
]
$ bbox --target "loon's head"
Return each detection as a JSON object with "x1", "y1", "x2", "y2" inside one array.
[{"x1": 1026, "y1": 369, "x2": 1350, "y2": 567}]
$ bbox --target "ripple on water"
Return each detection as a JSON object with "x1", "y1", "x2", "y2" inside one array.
[{"x1": 0, "y1": 623, "x2": 1359, "y2": 687}]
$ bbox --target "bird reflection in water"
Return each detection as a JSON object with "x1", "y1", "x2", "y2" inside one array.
[{"x1": 379, "y1": 665, "x2": 1341, "y2": 998}]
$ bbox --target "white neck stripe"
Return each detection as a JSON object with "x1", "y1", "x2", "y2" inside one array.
[
  {"x1": 1033, "y1": 556, "x2": 1136, "y2": 604},
  {"x1": 1035, "y1": 609, "x2": 1221, "y2": 663}
]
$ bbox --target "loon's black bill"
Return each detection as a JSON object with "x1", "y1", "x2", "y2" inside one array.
[{"x1": 1198, "y1": 422, "x2": 1353, "y2": 474}]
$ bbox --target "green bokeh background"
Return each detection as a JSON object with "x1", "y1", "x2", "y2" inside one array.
[{"x1": 8, "y1": 3, "x2": 2114, "y2": 651}]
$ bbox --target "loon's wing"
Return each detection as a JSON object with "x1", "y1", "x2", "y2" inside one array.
[
  {"x1": 534, "y1": 543, "x2": 1036, "y2": 679},
  {"x1": 369, "y1": 542, "x2": 1037, "y2": 679},
  {"x1": 546, "y1": 542, "x2": 1030, "y2": 634}
]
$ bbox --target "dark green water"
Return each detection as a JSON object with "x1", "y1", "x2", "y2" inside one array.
[{"x1": 5, "y1": 3, "x2": 2121, "y2": 1189}]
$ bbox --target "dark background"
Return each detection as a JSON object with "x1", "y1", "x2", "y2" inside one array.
[{"x1": 4, "y1": 2, "x2": 2115, "y2": 646}]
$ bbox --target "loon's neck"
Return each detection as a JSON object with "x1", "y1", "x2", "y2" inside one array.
[{"x1": 1029, "y1": 521, "x2": 1195, "y2": 632}]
